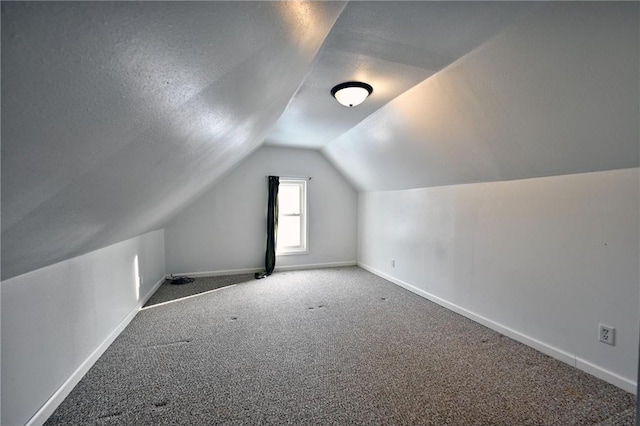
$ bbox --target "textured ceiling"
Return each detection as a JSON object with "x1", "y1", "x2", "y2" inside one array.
[
  {"x1": 2, "y1": 2, "x2": 638, "y2": 280},
  {"x1": 1, "y1": 1, "x2": 346, "y2": 280},
  {"x1": 323, "y1": 2, "x2": 639, "y2": 190},
  {"x1": 265, "y1": 1, "x2": 536, "y2": 149}
]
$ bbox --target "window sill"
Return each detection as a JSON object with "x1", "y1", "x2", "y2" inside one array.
[{"x1": 276, "y1": 250, "x2": 309, "y2": 256}]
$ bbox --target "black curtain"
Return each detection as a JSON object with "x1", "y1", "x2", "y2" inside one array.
[{"x1": 256, "y1": 176, "x2": 279, "y2": 279}]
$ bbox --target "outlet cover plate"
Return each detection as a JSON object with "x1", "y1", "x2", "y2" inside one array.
[{"x1": 599, "y1": 324, "x2": 615, "y2": 346}]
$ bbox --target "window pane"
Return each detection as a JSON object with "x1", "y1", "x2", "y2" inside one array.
[
  {"x1": 279, "y1": 184, "x2": 300, "y2": 215},
  {"x1": 278, "y1": 216, "x2": 301, "y2": 247}
]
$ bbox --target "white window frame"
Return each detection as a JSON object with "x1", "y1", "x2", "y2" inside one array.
[{"x1": 276, "y1": 178, "x2": 308, "y2": 255}]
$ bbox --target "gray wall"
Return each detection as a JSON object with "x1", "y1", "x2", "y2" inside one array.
[
  {"x1": 358, "y1": 168, "x2": 639, "y2": 392},
  {"x1": 165, "y1": 146, "x2": 357, "y2": 274}
]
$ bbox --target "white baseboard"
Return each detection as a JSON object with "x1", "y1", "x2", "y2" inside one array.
[
  {"x1": 357, "y1": 262, "x2": 637, "y2": 395},
  {"x1": 26, "y1": 276, "x2": 165, "y2": 426},
  {"x1": 169, "y1": 261, "x2": 357, "y2": 279},
  {"x1": 576, "y1": 357, "x2": 637, "y2": 394},
  {"x1": 274, "y1": 261, "x2": 357, "y2": 272}
]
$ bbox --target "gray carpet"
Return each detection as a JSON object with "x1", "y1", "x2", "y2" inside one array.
[
  {"x1": 46, "y1": 267, "x2": 636, "y2": 425},
  {"x1": 144, "y1": 274, "x2": 253, "y2": 308}
]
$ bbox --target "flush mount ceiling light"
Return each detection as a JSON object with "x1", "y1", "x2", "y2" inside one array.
[{"x1": 331, "y1": 81, "x2": 373, "y2": 107}]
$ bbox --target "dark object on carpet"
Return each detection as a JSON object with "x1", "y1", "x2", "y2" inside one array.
[
  {"x1": 166, "y1": 275, "x2": 194, "y2": 285},
  {"x1": 46, "y1": 267, "x2": 636, "y2": 425}
]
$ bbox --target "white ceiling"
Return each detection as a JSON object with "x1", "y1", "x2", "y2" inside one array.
[
  {"x1": 2, "y1": 2, "x2": 638, "y2": 280},
  {"x1": 265, "y1": 1, "x2": 536, "y2": 149},
  {"x1": 1, "y1": 1, "x2": 345, "y2": 279},
  {"x1": 324, "y1": 2, "x2": 640, "y2": 190}
]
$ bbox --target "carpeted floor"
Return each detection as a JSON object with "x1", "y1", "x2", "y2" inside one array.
[
  {"x1": 144, "y1": 274, "x2": 253, "y2": 308},
  {"x1": 46, "y1": 267, "x2": 636, "y2": 425}
]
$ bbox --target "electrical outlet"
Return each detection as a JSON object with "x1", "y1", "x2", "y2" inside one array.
[
  {"x1": 599, "y1": 324, "x2": 615, "y2": 346},
  {"x1": 391, "y1": 259, "x2": 395, "y2": 268}
]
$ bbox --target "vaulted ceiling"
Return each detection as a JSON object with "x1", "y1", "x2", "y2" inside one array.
[{"x1": 2, "y1": 2, "x2": 638, "y2": 280}]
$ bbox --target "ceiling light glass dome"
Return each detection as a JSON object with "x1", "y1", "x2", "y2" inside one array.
[{"x1": 331, "y1": 82, "x2": 373, "y2": 107}]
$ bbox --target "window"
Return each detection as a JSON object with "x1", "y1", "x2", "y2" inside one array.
[{"x1": 277, "y1": 179, "x2": 308, "y2": 255}]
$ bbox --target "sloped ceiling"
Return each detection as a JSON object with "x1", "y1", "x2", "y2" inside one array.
[
  {"x1": 323, "y1": 2, "x2": 639, "y2": 190},
  {"x1": 2, "y1": 2, "x2": 638, "y2": 280},
  {"x1": 265, "y1": 1, "x2": 535, "y2": 149},
  {"x1": 1, "y1": 1, "x2": 346, "y2": 280}
]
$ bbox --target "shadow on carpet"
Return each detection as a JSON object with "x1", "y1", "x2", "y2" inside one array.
[{"x1": 143, "y1": 274, "x2": 255, "y2": 307}]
